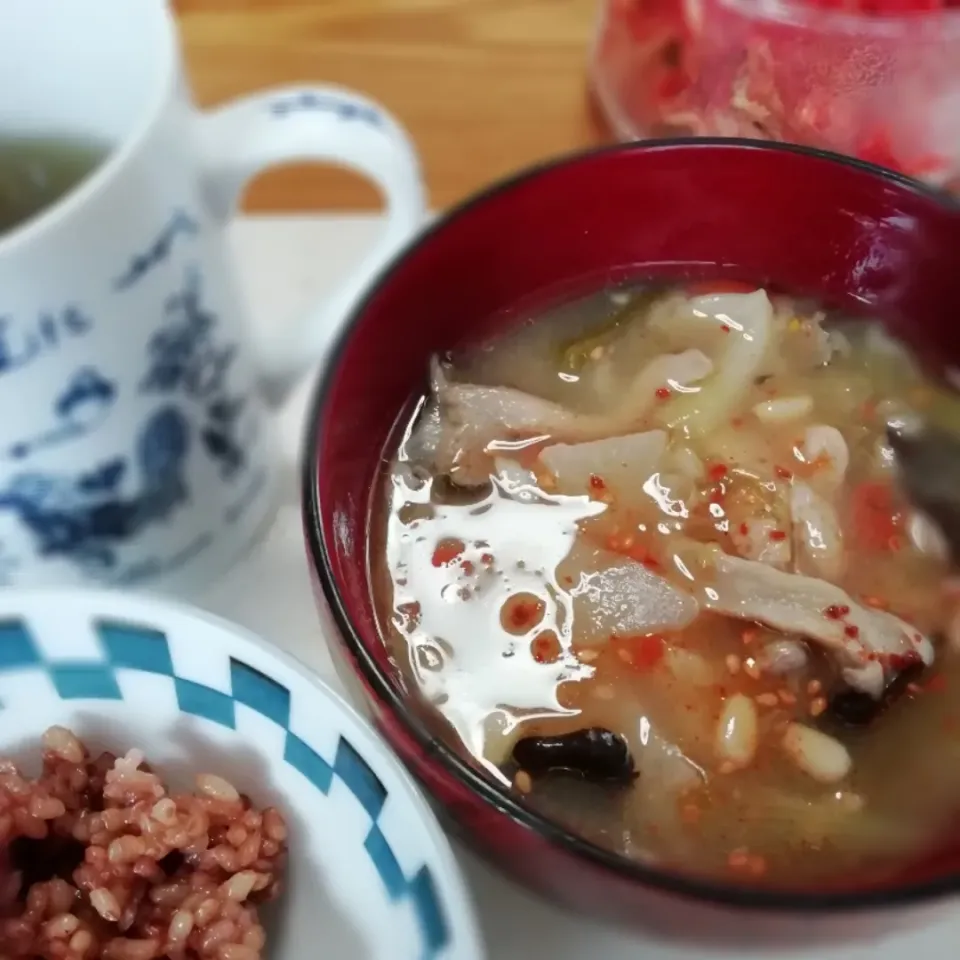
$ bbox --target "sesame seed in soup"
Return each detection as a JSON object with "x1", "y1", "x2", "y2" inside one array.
[{"x1": 370, "y1": 280, "x2": 960, "y2": 887}]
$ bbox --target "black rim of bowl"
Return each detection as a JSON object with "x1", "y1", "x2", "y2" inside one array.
[{"x1": 303, "y1": 137, "x2": 960, "y2": 912}]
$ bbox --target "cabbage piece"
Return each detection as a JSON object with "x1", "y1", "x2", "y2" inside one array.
[
  {"x1": 664, "y1": 445, "x2": 705, "y2": 482},
  {"x1": 558, "y1": 288, "x2": 662, "y2": 371},
  {"x1": 752, "y1": 395, "x2": 813, "y2": 425},
  {"x1": 646, "y1": 291, "x2": 732, "y2": 352},
  {"x1": 538, "y1": 430, "x2": 667, "y2": 506},
  {"x1": 798, "y1": 424, "x2": 849, "y2": 494},
  {"x1": 659, "y1": 290, "x2": 776, "y2": 436},
  {"x1": 730, "y1": 516, "x2": 791, "y2": 568},
  {"x1": 560, "y1": 543, "x2": 700, "y2": 646},
  {"x1": 631, "y1": 722, "x2": 703, "y2": 796},
  {"x1": 790, "y1": 482, "x2": 845, "y2": 580},
  {"x1": 616, "y1": 349, "x2": 713, "y2": 417}
]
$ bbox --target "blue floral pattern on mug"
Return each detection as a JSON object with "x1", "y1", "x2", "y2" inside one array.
[
  {"x1": 113, "y1": 210, "x2": 200, "y2": 291},
  {"x1": 0, "y1": 196, "x2": 276, "y2": 589},
  {"x1": 0, "y1": 404, "x2": 190, "y2": 570},
  {"x1": 7, "y1": 368, "x2": 117, "y2": 460},
  {"x1": 140, "y1": 267, "x2": 248, "y2": 481},
  {"x1": 269, "y1": 91, "x2": 383, "y2": 128}
]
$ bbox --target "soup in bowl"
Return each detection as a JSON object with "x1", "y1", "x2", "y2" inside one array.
[{"x1": 302, "y1": 139, "x2": 960, "y2": 933}]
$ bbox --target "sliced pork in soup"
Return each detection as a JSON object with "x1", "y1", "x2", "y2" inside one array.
[{"x1": 371, "y1": 281, "x2": 960, "y2": 887}]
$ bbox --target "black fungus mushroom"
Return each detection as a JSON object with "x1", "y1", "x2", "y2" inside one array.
[
  {"x1": 511, "y1": 727, "x2": 636, "y2": 785},
  {"x1": 886, "y1": 423, "x2": 960, "y2": 565},
  {"x1": 826, "y1": 658, "x2": 926, "y2": 727}
]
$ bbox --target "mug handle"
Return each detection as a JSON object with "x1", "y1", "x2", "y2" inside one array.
[{"x1": 196, "y1": 85, "x2": 427, "y2": 403}]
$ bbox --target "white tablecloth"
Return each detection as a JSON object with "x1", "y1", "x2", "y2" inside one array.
[{"x1": 200, "y1": 215, "x2": 959, "y2": 960}]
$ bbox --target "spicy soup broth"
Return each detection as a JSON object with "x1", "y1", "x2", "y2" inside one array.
[{"x1": 370, "y1": 281, "x2": 960, "y2": 887}]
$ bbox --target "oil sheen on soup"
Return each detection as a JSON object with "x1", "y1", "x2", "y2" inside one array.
[{"x1": 371, "y1": 282, "x2": 960, "y2": 887}]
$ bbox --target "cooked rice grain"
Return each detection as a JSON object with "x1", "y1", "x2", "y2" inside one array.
[{"x1": 0, "y1": 727, "x2": 287, "y2": 959}]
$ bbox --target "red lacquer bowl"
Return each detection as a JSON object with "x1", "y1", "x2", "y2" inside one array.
[{"x1": 302, "y1": 139, "x2": 960, "y2": 942}]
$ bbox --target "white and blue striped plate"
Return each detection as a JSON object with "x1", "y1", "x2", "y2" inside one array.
[{"x1": 0, "y1": 589, "x2": 485, "y2": 960}]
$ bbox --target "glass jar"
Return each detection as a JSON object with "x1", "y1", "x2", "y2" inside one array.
[{"x1": 590, "y1": 0, "x2": 960, "y2": 188}]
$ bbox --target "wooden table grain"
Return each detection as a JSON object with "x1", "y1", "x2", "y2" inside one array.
[{"x1": 173, "y1": 0, "x2": 606, "y2": 212}]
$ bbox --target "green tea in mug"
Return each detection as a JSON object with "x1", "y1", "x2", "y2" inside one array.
[{"x1": 0, "y1": 135, "x2": 110, "y2": 236}]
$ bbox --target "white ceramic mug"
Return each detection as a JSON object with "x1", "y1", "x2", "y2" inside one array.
[{"x1": 0, "y1": 0, "x2": 425, "y2": 592}]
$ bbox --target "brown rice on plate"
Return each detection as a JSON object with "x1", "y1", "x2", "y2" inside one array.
[{"x1": 0, "y1": 726, "x2": 287, "y2": 960}]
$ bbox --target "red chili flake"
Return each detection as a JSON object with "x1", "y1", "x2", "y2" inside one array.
[
  {"x1": 589, "y1": 473, "x2": 606, "y2": 491},
  {"x1": 460, "y1": 560, "x2": 475, "y2": 575},
  {"x1": 481, "y1": 552, "x2": 494, "y2": 565},
  {"x1": 621, "y1": 633, "x2": 666, "y2": 671},
  {"x1": 768, "y1": 530, "x2": 787, "y2": 542},
  {"x1": 431, "y1": 539, "x2": 464, "y2": 567},
  {"x1": 708, "y1": 489, "x2": 725, "y2": 505},
  {"x1": 738, "y1": 522, "x2": 749, "y2": 537},
  {"x1": 531, "y1": 631, "x2": 561, "y2": 664},
  {"x1": 655, "y1": 386, "x2": 671, "y2": 400},
  {"x1": 720, "y1": 324, "x2": 731, "y2": 333},
  {"x1": 730, "y1": 417, "x2": 744, "y2": 429},
  {"x1": 844, "y1": 624, "x2": 860, "y2": 639},
  {"x1": 824, "y1": 604, "x2": 846, "y2": 620},
  {"x1": 888, "y1": 652, "x2": 922, "y2": 671},
  {"x1": 507, "y1": 598, "x2": 543, "y2": 631},
  {"x1": 774, "y1": 465, "x2": 793, "y2": 480},
  {"x1": 851, "y1": 481, "x2": 904, "y2": 552},
  {"x1": 511, "y1": 606, "x2": 535, "y2": 629},
  {"x1": 708, "y1": 463, "x2": 728, "y2": 481}
]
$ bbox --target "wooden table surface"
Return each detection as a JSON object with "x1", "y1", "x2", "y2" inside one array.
[{"x1": 174, "y1": 0, "x2": 606, "y2": 212}]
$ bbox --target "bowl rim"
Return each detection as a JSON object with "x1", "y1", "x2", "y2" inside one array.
[
  {"x1": 302, "y1": 136, "x2": 960, "y2": 913},
  {"x1": 0, "y1": 586, "x2": 486, "y2": 956}
]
